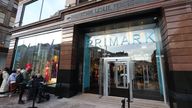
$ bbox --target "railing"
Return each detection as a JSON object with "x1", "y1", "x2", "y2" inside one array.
[{"x1": 121, "y1": 83, "x2": 130, "y2": 108}]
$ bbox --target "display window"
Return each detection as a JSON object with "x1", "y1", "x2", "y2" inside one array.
[
  {"x1": 13, "y1": 30, "x2": 62, "y2": 84},
  {"x1": 82, "y1": 19, "x2": 163, "y2": 95}
]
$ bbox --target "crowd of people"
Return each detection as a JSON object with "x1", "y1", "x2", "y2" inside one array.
[{"x1": 0, "y1": 67, "x2": 49, "y2": 104}]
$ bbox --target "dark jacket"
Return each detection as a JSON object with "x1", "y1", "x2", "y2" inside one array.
[{"x1": 16, "y1": 73, "x2": 24, "y2": 85}]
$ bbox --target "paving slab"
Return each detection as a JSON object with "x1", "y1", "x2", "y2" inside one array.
[{"x1": 0, "y1": 93, "x2": 169, "y2": 108}]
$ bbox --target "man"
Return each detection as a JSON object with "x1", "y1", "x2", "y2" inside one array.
[
  {"x1": 22, "y1": 68, "x2": 32, "y2": 85},
  {"x1": 17, "y1": 67, "x2": 32, "y2": 104},
  {"x1": 16, "y1": 68, "x2": 25, "y2": 104}
]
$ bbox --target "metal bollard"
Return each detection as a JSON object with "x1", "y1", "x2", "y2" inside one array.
[
  {"x1": 127, "y1": 83, "x2": 130, "y2": 108},
  {"x1": 121, "y1": 98, "x2": 125, "y2": 108},
  {"x1": 121, "y1": 83, "x2": 131, "y2": 108},
  {"x1": 127, "y1": 92, "x2": 130, "y2": 108},
  {"x1": 28, "y1": 78, "x2": 38, "y2": 108}
]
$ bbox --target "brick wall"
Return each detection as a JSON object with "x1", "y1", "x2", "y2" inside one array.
[
  {"x1": 163, "y1": 3, "x2": 192, "y2": 71},
  {"x1": 161, "y1": 2, "x2": 192, "y2": 108},
  {"x1": 56, "y1": 26, "x2": 79, "y2": 98},
  {"x1": 59, "y1": 27, "x2": 74, "y2": 70}
]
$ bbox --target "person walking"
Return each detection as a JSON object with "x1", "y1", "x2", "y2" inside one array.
[
  {"x1": 0, "y1": 68, "x2": 10, "y2": 97},
  {"x1": 16, "y1": 68, "x2": 25, "y2": 104},
  {"x1": 16, "y1": 68, "x2": 32, "y2": 104}
]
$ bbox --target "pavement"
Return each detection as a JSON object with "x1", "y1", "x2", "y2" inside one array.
[{"x1": 0, "y1": 93, "x2": 169, "y2": 108}]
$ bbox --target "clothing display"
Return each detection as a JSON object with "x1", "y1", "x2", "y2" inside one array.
[{"x1": 0, "y1": 71, "x2": 9, "y2": 97}]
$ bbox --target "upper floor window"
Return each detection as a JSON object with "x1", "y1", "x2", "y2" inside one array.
[
  {"x1": 78, "y1": 0, "x2": 89, "y2": 3},
  {"x1": 78, "y1": 0, "x2": 96, "y2": 4},
  {"x1": 22, "y1": 0, "x2": 66, "y2": 26},
  {"x1": 9, "y1": 17, "x2": 15, "y2": 27},
  {"x1": 0, "y1": 12, "x2": 5, "y2": 24}
]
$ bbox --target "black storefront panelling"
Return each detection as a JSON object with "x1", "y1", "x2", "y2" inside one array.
[
  {"x1": 0, "y1": 47, "x2": 9, "y2": 53},
  {"x1": 169, "y1": 71, "x2": 192, "y2": 108},
  {"x1": 56, "y1": 69, "x2": 79, "y2": 98}
]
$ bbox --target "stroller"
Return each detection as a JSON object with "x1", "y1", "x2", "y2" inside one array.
[
  {"x1": 26, "y1": 75, "x2": 50, "y2": 103},
  {"x1": 36, "y1": 82, "x2": 50, "y2": 103}
]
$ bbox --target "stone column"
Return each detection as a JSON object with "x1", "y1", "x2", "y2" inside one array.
[{"x1": 56, "y1": 26, "x2": 79, "y2": 97}]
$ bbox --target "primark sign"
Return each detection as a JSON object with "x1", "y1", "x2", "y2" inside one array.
[
  {"x1": 65, "y1": 0, "x2": 156, "y2": 22},
  {"x1": 89, "y1": 29, "x2": 156, "y2": 47}
]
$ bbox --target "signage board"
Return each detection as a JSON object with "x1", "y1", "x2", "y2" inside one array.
[{"x1": 65, "y1": 0, "x2": 157, "y2": 22}]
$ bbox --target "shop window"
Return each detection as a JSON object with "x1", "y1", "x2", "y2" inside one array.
[
  {"x1": 13, "y1": 30, "x2": 62, "y2": 84},
  {"x1": 82, "y1": 20, "x2": 163, "y2": 94},
  {"x1": 22, "y1": 0, "x2": 66, "y2": 26},
  {"x1": 0, "y1": 12, "x2": 5, "y2": 24}
]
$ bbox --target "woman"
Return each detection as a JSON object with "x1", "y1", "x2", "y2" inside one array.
[
  {"x1": 0, "y1": 68, "x2": 10, "y2": 97},
  {"x1": 8, "y1": 70, "x2": 17, "y2": 97}
]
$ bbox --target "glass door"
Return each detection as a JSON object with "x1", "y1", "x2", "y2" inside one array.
[
  {"x1": 99, "y1": 57, "x2": 133, "y2": 99},
  {"x1": 115, "y1": 62, "x2": 129, "y2": 88}
]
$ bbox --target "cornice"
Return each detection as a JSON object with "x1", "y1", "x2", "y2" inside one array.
[
  {"x1": 11, "y1": 0, "x2": 118, "y2": 33},
  {"x1": 12, "y1": 0, "x2": 190, "y2": 33}
]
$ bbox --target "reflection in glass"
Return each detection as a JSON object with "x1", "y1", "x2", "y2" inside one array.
[
  {"x1": 134, "y1": 53, "x2": 159, "y2": 90},
  {"x1": 115, "y1": 63, "x2": 128, "y2": 88},
  {"x1": 13, "y1": 31, "x2": 62, "y2": 84},
  {"x1": 22, "y1": 0, "x2": 42, "y2": 25},
  {"x1": 22, "y1": 0, "x2": 66, "y2": 26},
  {"x1": 84, "y1": 23, "x2": 160, "y2": 92},
  {"x1": 41, "y1": 0, "x2": 66, "y2": 20}
]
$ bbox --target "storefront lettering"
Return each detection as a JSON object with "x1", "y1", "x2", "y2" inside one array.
[
  {"x1": 66, "y1": 0, "x2": 156, "y2": 22},
  {"x1": 133, "y1": 34, "x2": 141, "y2": 44},
  {"x1": 146, "y1": 32, "x2": 155, "y2": 43},
  {"x1": 110, "y1": 37, "x2": 118, "y2": 46},
  {"x1": 89, "y1": 29, "x2": 156, "y2": 47},
  {"x1": 95, "y1": 39, "x2": 102, "y2": 47},
  {"x1": 121, "y1": 35, "x2": 129, "y2": 46},
  {"x1": 95, "y1": 5, "x2": 113, "y2": 14}
]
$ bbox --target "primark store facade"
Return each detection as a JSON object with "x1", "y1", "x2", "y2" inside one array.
[{"x1": 6, "y1": 0, "x2": 192, "y2": 108}]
